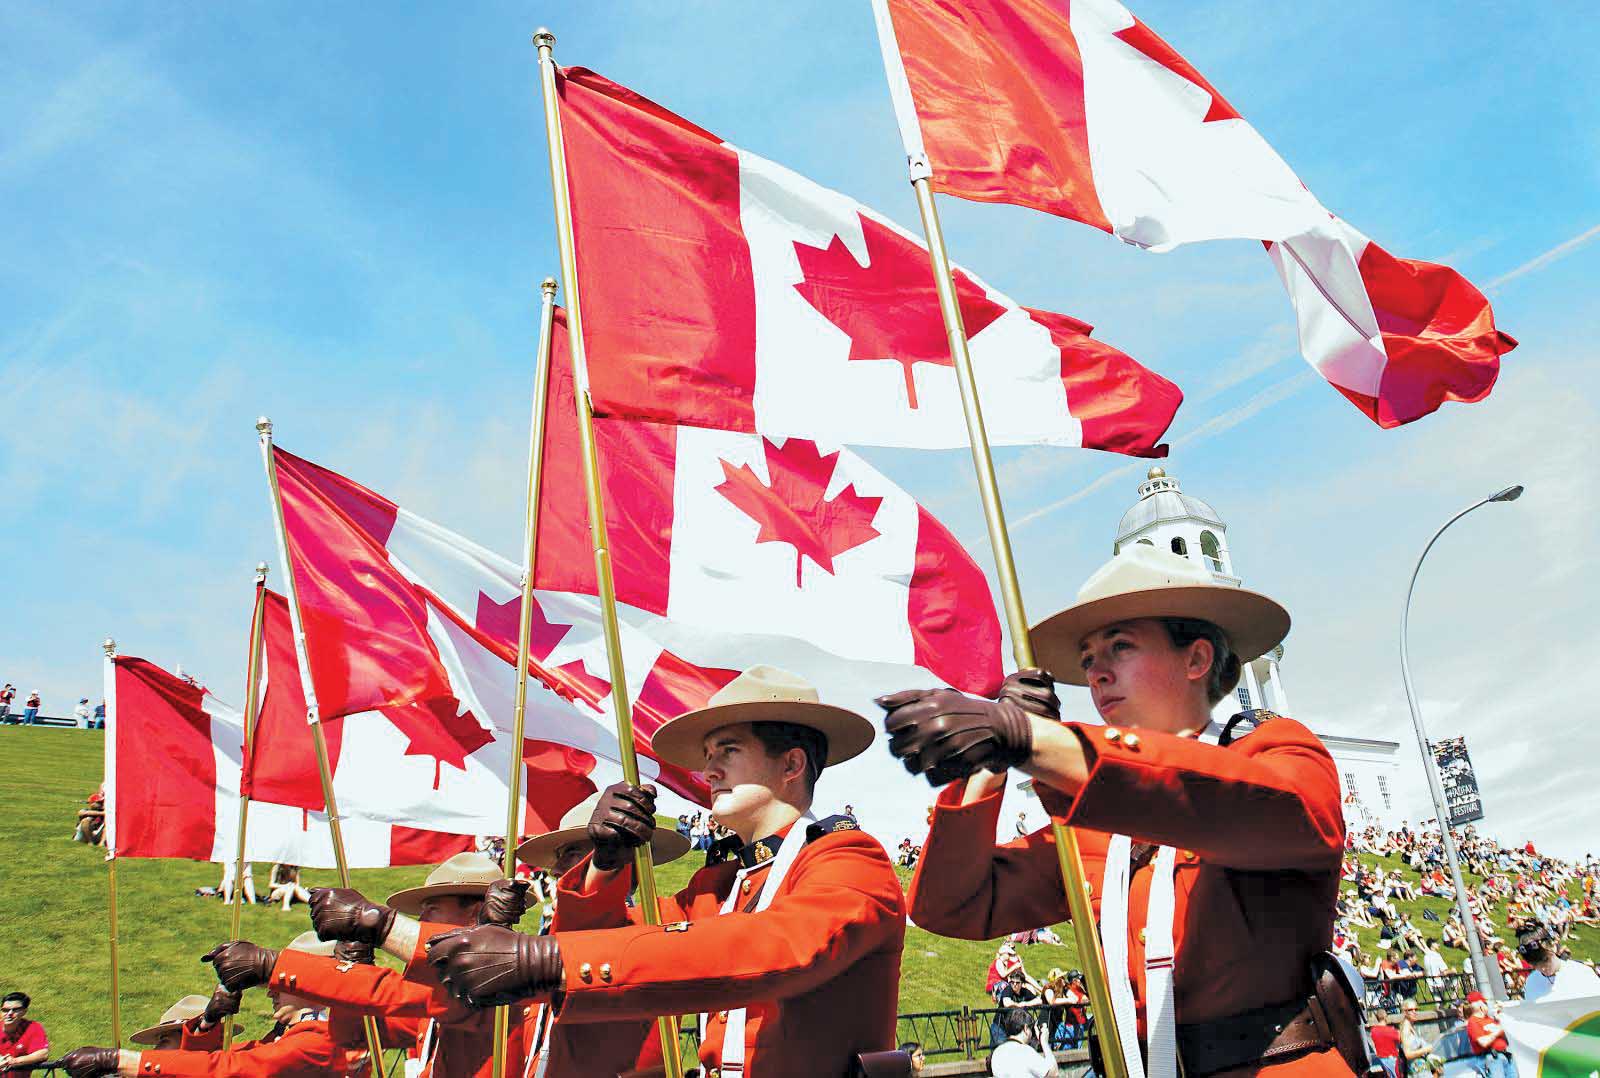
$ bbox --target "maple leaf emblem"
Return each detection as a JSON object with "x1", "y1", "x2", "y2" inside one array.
[
  {"x1": 379, "y1": 695, "x2": 494, "y2": 790},
  {"x1": 477, "y1": 591, "x2": 612, "y2": 703},
  {"x1": 1113, "y1": 18, "x2": 1240, "y2": 123},
  {"x1": 714, "y1": 438, "x2": 883, "y2": 587},
  {"x1": 792, "y1": 211, "x2": 1006, "y2": 408}
]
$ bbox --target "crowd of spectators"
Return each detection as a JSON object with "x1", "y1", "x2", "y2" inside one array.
[
  {"x1": 1339, "y1": 821, "x2": 1598, "y2": 1008},
  {"x1": 0, "y1": 683, "x2": 104, "y2": 728}
]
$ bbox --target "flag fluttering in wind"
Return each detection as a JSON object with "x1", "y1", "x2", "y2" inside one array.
[
  {"x1": 104, "y1": 653, "x2": 473, "y2": 866},
  {"x1": 246, "y1": 590, "x2": 604, "y2": 837},
  {"x1": 534, "y1": 312, "x2": 1003, "y2": 697},
  {"x1": 555, "y1": 66, "x2": 1180, "y2": 454},
  {"x1": 872, "y1": 0, "x2": 1515, "y2": 427},
  {"x1": 269, "y1": 444, "x2": 733, "y2": 805}
]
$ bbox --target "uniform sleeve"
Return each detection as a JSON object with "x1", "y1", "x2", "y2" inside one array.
[
  {"x1": 905, "y1": 781, "x2": 1108, "y2": 941},
  {"x1": 134, "y1": 1026, "x2": 338, "y2": 1078},
  {"x1": 1062, "y1": 718, "x2": 1345, "y2": 871},
  {"x1": 551, "y1": 855, "x2": 694, "y2": 933},
  {"x1": 177, "y1": 1019, "x2": 223, "y2": 1052},
  {"x1": 327, "y1": 1007, "x2": 418, "y2": 1051},
  {"x1": 270, "y1": 949, "x2": 462, "y2": 1024},
  {"x1": 551, "y1": 832, "x2": 905, "y2": 1023}
]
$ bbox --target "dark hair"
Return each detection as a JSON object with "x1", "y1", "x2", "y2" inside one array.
[
  {"x1": 999, "y1": 1008, "x2": 1030, "y2": 1037},
  {"x1": 749, "y1": 721, "x2": 826, "y2": 791},
  {"x1": 2, "y1": 992, "x2": 29, "y2": 1009},
  {"x1": 1162, "y1": 618, "x2": 1241, "y2": 706},
  {"x1": 898, "y1": 1042, "x2": 921, "y2": 1055}
]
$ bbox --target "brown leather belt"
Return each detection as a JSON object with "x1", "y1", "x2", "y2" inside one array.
[{"x1": 1176, "y1": 996, "x2": 1334, "y2": 1077}]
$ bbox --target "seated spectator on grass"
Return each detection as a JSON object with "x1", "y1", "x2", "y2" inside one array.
[
  {"x1": 0, "y1": 993, "x2": 49, "y2": 1078},
  {"x1": 73, "y1": 788, "x2": 106, "y2": 846},
  {"x1": 219, "y1": 860, "x2": 256, "y2": 906},
  {"x1": 991, "y1": 968, "x2": 1046, "y2": 1048},
  {"x1": 267, "y1": 863, "x2": 310, "y2": 911},
  {"x1": 986, "y1": 942, "x2": 1024, "y2": 996}
]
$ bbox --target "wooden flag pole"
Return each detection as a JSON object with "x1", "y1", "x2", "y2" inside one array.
[
  {"x1": 490, "y1": 276, "x2": 561, "y2": 1078},
  {"x1": 532, "y1": 31, "x2": 685, "y2": 1078},
  {"x1": 257, "y1": 417, "x2": 387, "y2": 1078},
  {"x1": 224, "y1": 562, "x2": 271, "y2": 1053},
  {"x1": 908, "y1": 174, "x2": 1129, "y2": 1078},
  {"x1": 101, "y1": 637, "x2": 123, "y2": 1048}
]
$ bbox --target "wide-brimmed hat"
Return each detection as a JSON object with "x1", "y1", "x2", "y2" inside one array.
[
  {"x1": 1031, "y1": 545, "x2": 1289, "y2": 685},
  {"x1": 129, "y1": 996, "x2": 242, "y2": 1046},
  {"x1": 647, "y1": 666, "x2": 874, "y2": 772},
  {"x1": 385, "y1": 852, "x2": 503, "y2": 916},
  {"x1": 285, "y1": 930, "x2": 337, "y2": 958},
  {"x1": 514, "y1": 792, "x2": 692, "y2": 871}
]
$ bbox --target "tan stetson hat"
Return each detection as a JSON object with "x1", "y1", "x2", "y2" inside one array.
[
  {"x1": 1031, "y1": 545, "x2": 1289, "y2": 686},
  {"x1": 384, "y1": 852, "x2": 503, "y2": 916},
  {"x1": 514, "y1": 793, "x2": 692, "y2": 872},
  {"x1": 129, "y1": 995, "x2": 242, "y2": 1045},
  {"x1": 647, "y1": 665, "x2": 874, "y2": 771},
  {"x1": 286, "y1": 930, "x2": 338, "y2": 957}
]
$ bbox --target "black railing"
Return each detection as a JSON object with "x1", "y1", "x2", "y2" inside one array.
[
  {"x1": 1360, "y1": 970, "x2": 1479, "y2": 1018},
  {"x1": 896, "y1": 1005, "x2": 1092, "y2": 1061}
]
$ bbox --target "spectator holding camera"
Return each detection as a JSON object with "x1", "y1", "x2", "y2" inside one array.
[{"x1": 989, "y1": 1007, "x2": 1057, "y2": 1077}]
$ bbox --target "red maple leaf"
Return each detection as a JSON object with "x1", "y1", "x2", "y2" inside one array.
[
  {"x1": 1113, "y1": 18, "x2": 1240, "y2": 123},
  {"x1": 714, "y1": 438, "x2": 883, "y2": 587},
  {"x1": 476, "y1": 592, "x2": 611, "y2": 704},
  {"x1": 379, "y1": 695, "x2": 494, "y2": 790},
  {"x1": 792, "y1": 211, "x2": 1006, "y2": 408}
]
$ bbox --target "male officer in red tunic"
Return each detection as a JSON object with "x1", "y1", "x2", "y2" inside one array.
[
  {"x1": 425, "y1": 666, "x2": 907, "y2": 1078},
  {"x1": 878, "y1": 546, "x2": 1357, "y2": 1078},
  {"x1": 61, "y1": 933, "x2": 368, "y2": 1078}
]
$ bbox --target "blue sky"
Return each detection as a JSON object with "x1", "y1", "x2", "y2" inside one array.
[{"x1": 3, "y1": 3, "x2": 1597, "y2": 856}]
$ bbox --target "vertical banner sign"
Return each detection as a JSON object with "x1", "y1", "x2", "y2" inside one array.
[{"x1": 1431, "y1": 736, "x2": 1485, "y2": 826}]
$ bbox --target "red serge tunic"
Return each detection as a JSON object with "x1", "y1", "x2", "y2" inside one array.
[{"x1": 908, "y1": 716, "x2": 1353, "y2": 1078}]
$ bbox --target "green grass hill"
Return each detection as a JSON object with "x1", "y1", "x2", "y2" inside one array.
[{"x1": 3, "y1": 726, "x2": 1591, "y2": 1053}]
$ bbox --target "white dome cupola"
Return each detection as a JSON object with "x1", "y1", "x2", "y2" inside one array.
[{"x1": 1114, "y1": 467, "x2": 1236, "y2": 582}]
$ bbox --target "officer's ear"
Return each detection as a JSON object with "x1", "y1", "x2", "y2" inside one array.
[{"x1": 779, "y1": 745, "x2": 809, "y2": 788}]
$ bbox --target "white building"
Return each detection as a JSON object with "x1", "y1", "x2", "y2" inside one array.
[{"x1": 1107, "y1": 466, "x2": 1404, "y2": 833}]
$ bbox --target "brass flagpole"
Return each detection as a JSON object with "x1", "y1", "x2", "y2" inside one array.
[
  {"x1": 101, "y1": 637, "x2": 123, "y2": 1048},
  {"x1": 532, "y1": 31, "x2": 685, "y2": 1078},
  {"x1": 224, "y1": 563, "x2": 271, "y2": 1054},
  {"x1": 908, "y1": 174, "x2": 1129, "y2": 1078},
  {"x1": 257, "y1": 417, "x2": 387, "y2": 1078},
  {"x1": 490, "y1": 276, "x2": 561, "y2": 1078}
]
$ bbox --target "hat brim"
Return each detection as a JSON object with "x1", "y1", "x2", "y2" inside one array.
[
  {"x1": 130, "y1": 1021, "x2": 242, "y2": 1046},
  {"x1": 1032, "y1": 584, "x2": 1289, "y2": 686},
  {"x1": 385, "y1": 882, "x2": 492, "y2": 917},
  {"x1": 648, "y1": 700, "x2": 875, "y2": 772},
  {"x1": 514, "y1": 826, "x2": 691, "y2": 872}
]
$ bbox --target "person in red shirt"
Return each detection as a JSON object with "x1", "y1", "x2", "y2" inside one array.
[
  {"x1": 1367, "y1": 1011, "x2": 1400, "y2": 1078},
  {"x1": 0, "y1": 993, "x2": 49, "y2": 1078},
  {"x1": 1464, "y1": 992, "x2": 1513, "y2": 1078}
]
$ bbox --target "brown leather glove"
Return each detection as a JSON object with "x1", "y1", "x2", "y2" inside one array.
[
  {"x1": 587, "y1": 782, "x2": 658, "y2": 871},
  {"x1": 998, "y1": 667, "x2": 1060, "y2": 721},
  {"x1": 424, "y1": 924, "x2": 563, "y2": 1008},
  {"x1": 478, "y1": 879, "x2": 531, "y2": 927},
  {"x1": 332, "y1": 940, "x2": 376, "y2": 965},
  {"x1": 308, "y1": 887, "x2": 397, "y2": 945},
  {"x1": 877, "y1": 688, "x2": 1034, "y2": 786},
  {"x1": 61, "y1": 1047, "x2": 121, "y2": 1078},
  {"x1": 200, "y1": 985, "x2": 242, "y2": 1027},
  {"x1": 201, "y1": 940, "x2": 279, "y2": 993}
]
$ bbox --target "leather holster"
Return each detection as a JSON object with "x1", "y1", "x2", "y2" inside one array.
[{"x1": 849, "y1": 1050, "x2": 912, "y2": 1078}]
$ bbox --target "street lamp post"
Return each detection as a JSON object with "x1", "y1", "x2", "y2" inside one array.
[{"x1": 1399, "y1": 484, "x2": 1523, "y2": 1000}]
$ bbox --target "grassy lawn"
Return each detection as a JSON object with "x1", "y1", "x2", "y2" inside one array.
[{"x1": 7, "y1": 725, "x2": 1588, "y2": 1056}]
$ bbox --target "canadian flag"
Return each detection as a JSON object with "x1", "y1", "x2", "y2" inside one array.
[
  {"x1": 247, "y1": 589, "x2": 606, "y2": 839},
  {"x1": 873, "y1": 0, "x2": 1515, "y2": 427},
  {"x1": 556, "y1": 66, "x2": 1180, "y2": 455},
  {"x1": 103, "y1": 652, "x2": 475, "y2": 867},
  {"x1": 268, "y1": 445, "x2": 725, "y2": 807},
  {"x1": 533, "y1": 310, "x2": 1003, "y2": 697}
]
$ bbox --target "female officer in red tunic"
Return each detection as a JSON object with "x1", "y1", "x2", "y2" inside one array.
[{"x1": 878, "y1": 545, "x2": 1357, "y2": 1078}]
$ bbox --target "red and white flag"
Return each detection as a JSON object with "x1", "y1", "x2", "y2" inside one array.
[
  {"x1": 247, "y1": 590, "x2": 604, "y2": 839},
  {"x1": 873, "y1": 0, "x2": 1515, "y2": 427},
  {"x1": 534, "y1": 311, "x2": 1003, "y2": 697},
  {"x1": 269, "y1": 445, "x2": 731, "y2": 806},
  {"x1": 103, "y1": 652, "x2": 474, "y2": 867},
  {"x1": 556, "y1": 67, "x2": 1180, "y2": 455}
]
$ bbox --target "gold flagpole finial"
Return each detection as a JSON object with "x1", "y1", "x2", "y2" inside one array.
[{"x1": 102, "y1": 638, "x2": 116, "y2": 658}]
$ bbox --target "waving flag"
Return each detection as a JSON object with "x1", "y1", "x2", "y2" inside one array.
[
  {"x1": 247, "y1": 590, "x2": 605, "y2": 838},
  {"x1": 534, "y1": 311, "x2": 1003, "y2": 697},
  {"x1": 872, "y1": 0, "x2": 1515, "y2": 427},
  {"x1": 555, "y1": 66, "x2": 1180, "y2": 455},
  {"x1": 104, "y1": 653, "x2": 474, "y2": 867}
]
